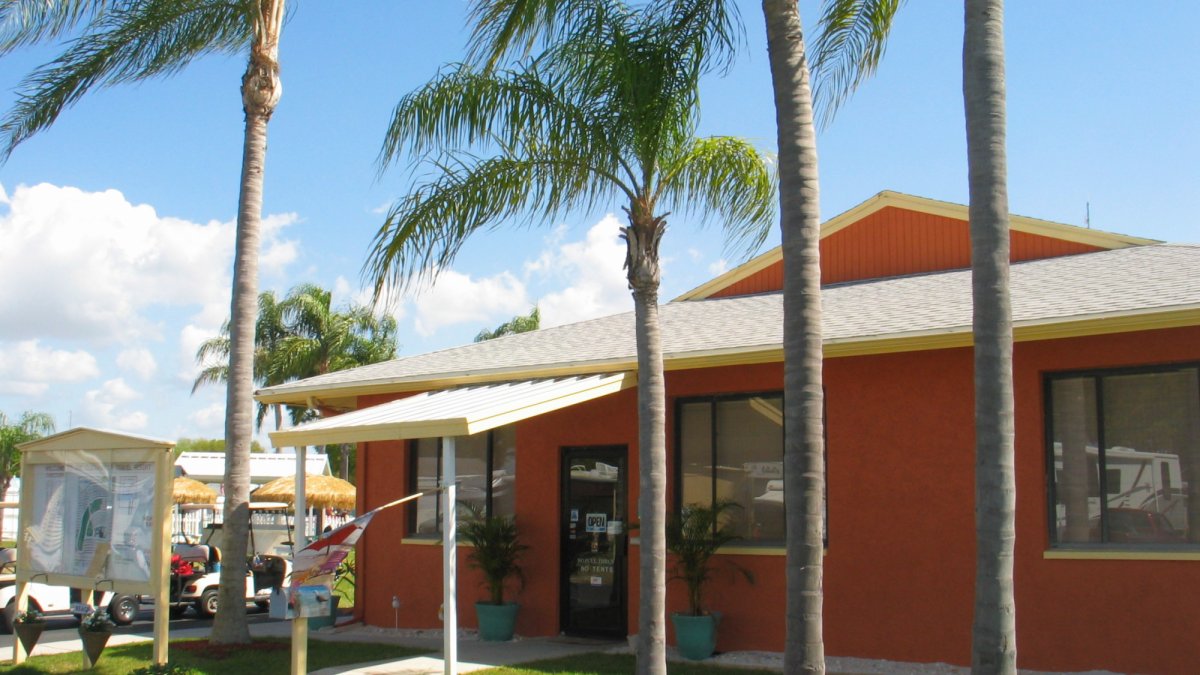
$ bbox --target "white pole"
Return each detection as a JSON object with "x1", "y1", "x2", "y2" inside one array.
[
  {"x1": 294, "y1": 447, "x2": 307, "y2": 550},
  {"x1": 442, "y1": 437, "x2": 457, "y2": 675}
]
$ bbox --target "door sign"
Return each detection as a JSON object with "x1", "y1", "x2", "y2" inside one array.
[{"x1": 585, "y1": 513, "x2": 607, "y2": 533}]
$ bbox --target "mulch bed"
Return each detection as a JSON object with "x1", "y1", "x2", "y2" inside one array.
[{"x1": 173, "y1": 639, "x2": 290, "y2": 660}]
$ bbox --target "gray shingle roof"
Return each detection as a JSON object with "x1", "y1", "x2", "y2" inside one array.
[{"x1": 259, "y1": 244, "x2": 1200, "y2": 401}]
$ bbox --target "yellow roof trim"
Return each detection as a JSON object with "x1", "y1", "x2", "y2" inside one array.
[
  {"x1": 673, "y1": 190, "x2": 1160, "y2": 301},
  {"x1": 258, "y1": 307, "x2": 1200, "y2": 410}
]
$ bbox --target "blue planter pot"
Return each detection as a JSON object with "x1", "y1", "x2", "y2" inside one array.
[
  {"x1": 672, "y1": 612, "x2": 718, "y2": 660},
  {"x1": 475, "y1": 602, "x2": 519, "y2": 641}
]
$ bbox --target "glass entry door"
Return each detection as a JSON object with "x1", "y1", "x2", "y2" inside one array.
[{"x1": 560, "y1": 446, "x2": 627, "y2": 637}]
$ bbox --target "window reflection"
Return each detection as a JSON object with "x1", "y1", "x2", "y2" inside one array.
[
  {"x1": 679, "y1": 394, "x2": 784, "y2": 543},
  {"x1": 409, "y1": 426, "x2": 518, "y2": 536},
  {"x1": 1048, "y1": 365, "x2": 1199, "y2": 547}
]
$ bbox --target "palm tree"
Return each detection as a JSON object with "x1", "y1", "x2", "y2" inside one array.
[
  {"x1": 760, "y1": 2, "x2": 828, "y2": 670},
  {"x1": 368, "y1": 3, "x2": 772, "y2": 671},
  {"x1": 195, "y1": 283, "x2": 400, "y2": 426},
  {"x1": 0, "y1": 411, "x2": 55, "y2": 540},
  {"x1": 963, "y1": 0, "x2": 1016, "y2": 671},
  {"x1": 274, "y1": 283, "x2": 399, "y2": 380},
  {"x1": 808, "y1": 1, "x2": 1017, "y2": 670},
  {"x1": 0, "y1": 0, "x2": 289, "y2": 643},
  {"x1": 194, "y1": 289, "x2": 291, "y2": 433},
  {"x1": 475, "y1": 306, "x2": 541, "y2": 342}
]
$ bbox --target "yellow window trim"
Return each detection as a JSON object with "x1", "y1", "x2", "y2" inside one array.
[{"x1": 1044, "y1": 549, "x2": 1200, "y2": 562}]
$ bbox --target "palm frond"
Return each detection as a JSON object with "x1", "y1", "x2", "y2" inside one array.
[
  {"x1": 0, "y1": 0, "x2": 109, "y2": 55},
  {"x1": 1, "y1": 0, "x2": 252, "y2": 158},
  {"x1": 811, "y1": 0, "x2": 903, "y2": 129},
  {"x1": 366, "y1": 152, "x2": 625, "y2": 299},
  {"x1": 644, "y1": 0, "x2": 742, "y2": 75},
  {"x1": 658, "y1": 136, "x2": 776, "y2": 259},
  {"x1": 191, "y1": 364, "x2": 229, "y2": 395},
  {"x1": 466, "y1": 0, "x2": 616, "y2": 70},
  {"x1": 378, "y1": 64, "x2": 607, "y2": 171}
]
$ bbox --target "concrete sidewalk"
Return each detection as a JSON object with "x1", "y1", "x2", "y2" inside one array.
[{"x1": 1, "y1": 617, "x2": 623, "y2": 674}]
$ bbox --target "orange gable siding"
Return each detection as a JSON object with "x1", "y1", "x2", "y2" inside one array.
[{"x1": 709, "y1": 206, "x2": 1104, "y2": 298}]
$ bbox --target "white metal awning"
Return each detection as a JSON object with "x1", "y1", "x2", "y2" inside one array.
[{"x1": 268, "y1": 372, "x2": 636, "y2": 448}]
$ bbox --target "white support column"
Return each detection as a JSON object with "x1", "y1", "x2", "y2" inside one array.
[
  {"x1": 295, "y1": 447, "x2": 308, "y2": 549},
  {"x1": 442, "y1": 436, "x2": 457, "y2": 675}
]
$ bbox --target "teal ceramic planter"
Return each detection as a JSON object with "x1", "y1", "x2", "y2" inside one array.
[
  {"x1": 671, "y1": 612, "x2": 717, "y2": 660},
  {"x1": 475, "y1": 602, "x2": 519, "y2": 641}
]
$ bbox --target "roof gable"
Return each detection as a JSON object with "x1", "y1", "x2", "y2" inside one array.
[{"x1": 675, "y1": 191, "x2": 1158, "y2": 301}]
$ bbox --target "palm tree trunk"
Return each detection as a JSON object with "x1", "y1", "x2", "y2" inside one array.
[
  {"x1": 624, "y1": 211, "x2": 667, "y2": 675},
  {"x1": 762, "y1": 1, "x2": 826, "y2": 673},
  {"x1": 210, "y1": 0, "x2": 285, "y2": 645},
  {"x1": 964, "y1": 0, "x2": 1017, "y2": 672}
]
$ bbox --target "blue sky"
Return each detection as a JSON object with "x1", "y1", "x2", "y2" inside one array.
[{"x1": 0, "y1": 1, "x2": 1196, "y2": 445}]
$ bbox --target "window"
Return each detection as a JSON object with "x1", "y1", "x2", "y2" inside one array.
[
  {"x1": 410, "y1": 426, "x2": 517, "y2": 536},
  {"x1": 677, "y1": 393, "x2": 784, "y2": 544},
  {"x1": 1046, "y1": 363, "x2": 1200, "y2": 548}
]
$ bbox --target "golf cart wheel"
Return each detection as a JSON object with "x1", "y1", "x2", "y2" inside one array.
[
  {"x1": 1, "y1": 597, "x2": 40, "y2": 633},
  {"x1": 109, "y1": 593, "x2": 138, "y2": 625},
  {"x1": 198, "y1": 588, "x2": 219, "y2": 617}
]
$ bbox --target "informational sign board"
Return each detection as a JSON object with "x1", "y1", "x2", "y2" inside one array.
[{"x1": 16, "y1": 429, "x2": 173, "y2": 596}]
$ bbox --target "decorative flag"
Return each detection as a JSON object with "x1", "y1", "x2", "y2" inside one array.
[{"x1": 287, "y1": 492, "x2": 428, "y2": 614}]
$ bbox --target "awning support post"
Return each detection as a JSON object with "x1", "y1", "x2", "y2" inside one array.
[
  {"x1": 295, "y1": 447, "x2": 308, "y2": 549},
  {"x1": 442, "y1": 436, "x2": 457, "y2": 675}
]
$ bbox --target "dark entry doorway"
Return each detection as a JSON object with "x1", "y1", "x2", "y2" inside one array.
[{"x1": 560, "y1": 446, "x2": 627, "y2": 638}]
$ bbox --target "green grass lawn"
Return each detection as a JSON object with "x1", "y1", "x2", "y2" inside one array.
[
  {"x1": 474, "y1": 653, "x2": 779, "y2": 674},
  {"x1": 0, "y1": 637, "x2": 427, "y2": 674}
]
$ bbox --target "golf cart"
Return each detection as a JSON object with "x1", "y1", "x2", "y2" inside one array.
[
  {"x1": 0, "y1": 548, "x2": 139, "y2": 631},
  {"x1": 164, "y1": 502, "x2": 293, "y2": 617}
]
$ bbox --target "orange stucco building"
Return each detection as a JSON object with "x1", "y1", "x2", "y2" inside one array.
[{"x1": 263, "y1": 192, "x2": 1200, "y2": 674}]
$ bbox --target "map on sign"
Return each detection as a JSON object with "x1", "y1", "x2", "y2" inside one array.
[{"x1": 25, "y1": 462, "x2": 156, "y2": 583}]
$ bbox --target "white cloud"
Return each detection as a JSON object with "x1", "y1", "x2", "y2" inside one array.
[
  {"x1": 258, "y1": 212, "x2": 301, "y2": 279},
  {"x1": 0, "y1": 182, "x2": 298, "y2": 345},
  {"x1": 708, "y1": 258, "x2": 729, "y2": 277},
  {"x1": 531, "y1": 215, "x2": 631, "y2": 327},
  {"x1": 115, "y1": 411, "x2": 149, "y2": 431},
  {"x1": 188, "y1": 402, "x2": 225, "y2": 431},
  {"x1": 178, "y1": 324, "x2": 220, "y2": 383},
  {"x1": 82, "y1": 377, "x2": 145, "y2": 430},
  {"x1": 410, "y1": 270, "x2": 530, "y2": 337},
  {"x1": 117, "y1": 347, "x2": 157, "y2": 380},
  {"x1": 0, "y1": 340, "x2": 99, "y2": 395}
]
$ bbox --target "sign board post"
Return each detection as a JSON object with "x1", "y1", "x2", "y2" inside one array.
[{"x1": 14, "y1": 428, "x2": 174, "y2": 667}]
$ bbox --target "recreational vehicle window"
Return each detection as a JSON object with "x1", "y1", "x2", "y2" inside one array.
[{"x1": 1046, "y1": 363, "x2": 1199, "y2": 548}]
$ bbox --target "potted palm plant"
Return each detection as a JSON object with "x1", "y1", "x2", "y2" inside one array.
[
  {"x1": 78, "y1": 606, "x2": 116, "y2": 667},
  {"x1": 667, "y1": 501, "x2": 753, "y2": 660},
  {"x1": 13, "y1": 606, "x2": 46, "y2": 655},
  {"x1": 460, "y1": 505, "x2": 528, "y2": 641}
]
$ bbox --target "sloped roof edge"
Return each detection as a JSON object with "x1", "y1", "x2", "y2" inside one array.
[{"x1": 672, "y1": 190, "x2": 1160, "y2": 301}]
